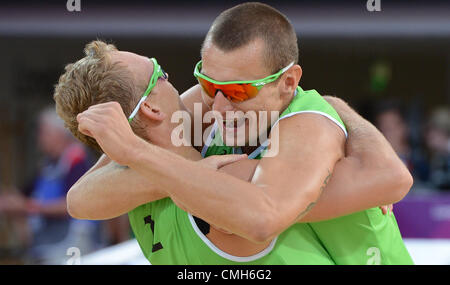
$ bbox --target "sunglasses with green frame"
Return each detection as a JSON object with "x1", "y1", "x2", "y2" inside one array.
[
  {"x1": 128, "y1": 58, "x2": 168, "y2": 122},
  {"x1": 193, "y1": 60, "x2": 295, "y2": 102}
]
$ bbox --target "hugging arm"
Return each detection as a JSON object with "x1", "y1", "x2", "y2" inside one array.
[
  {"x1": 82, "y1": 107, "x2": 346, "y2": 243},
  {"x1": 69, "y1": 89, "x2": 411, "y2": 229},
  {"x1": 66, "y1": 154, "x2": 166, "y2": 220},
  {"x1": 76, "y1": 100, "x2": 345, "y2": 242},
  {"x1": 66, "y1": 85, "x2": 217, "y2": 220},
  {"x1": 179, "y1": 87, "x2": 413, "y2": 222},
  {"x1": 296, "y1": 97, "x2": 413, "y2": 222},
  {"x1": 66, "y1": 150, "x2": 245, "y2": 220},
  {"x1": 218, "y1": 97, "x2": 414, "y2": 223}
]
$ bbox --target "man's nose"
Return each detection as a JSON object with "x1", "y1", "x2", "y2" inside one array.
[{"x1": 212, "y1": 90, "x2": 235, "y2": 116}]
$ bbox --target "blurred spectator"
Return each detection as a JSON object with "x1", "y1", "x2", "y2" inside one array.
[
  {"x1": 0, "y1": 106, "x2": 102, "y2": 264},
  {"x1": 425, "y1": 107, "x2": 450, "y2": 190},
  {"x1": 104, "y1": 215, "x2": 132, "y2": 245},
  {"x1": 373, "y1": 101, "x2": 430, "y2": 186}
]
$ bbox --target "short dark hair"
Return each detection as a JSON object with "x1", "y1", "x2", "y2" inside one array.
[{"x1": 202, "y1": 2, "x2": 298, "y2": 74}]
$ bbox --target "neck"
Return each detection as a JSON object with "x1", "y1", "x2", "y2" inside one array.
[
  {"x1": 279, "y1": 88, "x2": 297, "y2": 117},
  {"x1": 163, "y1": 143, "x2": 202, "y2": 161},
  {"x1": 148, "y1": 131, "x2": 201, "y2": 161}
]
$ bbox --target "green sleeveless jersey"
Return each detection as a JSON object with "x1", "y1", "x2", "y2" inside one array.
[
  {"x1": 128, "y1": 197, "x2": 334, "y2": 264},
  {"x1": 202, "y1": 86, "x2": 413, "y2": 265},
  {"x1": 128, "y1": 86, "x2": 413, "y2": 265}
]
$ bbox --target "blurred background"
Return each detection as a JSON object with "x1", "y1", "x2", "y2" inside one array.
[{"x1": 0, "y1": 0, "x2": 449, "y2": 264}]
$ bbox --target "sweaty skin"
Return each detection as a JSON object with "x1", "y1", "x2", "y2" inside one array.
[
  {"x1": 77, "y1": 102, "x2": 345, "y2": 243},
  {"x1": 68, "y1": 47, "x2": 411, "y2": 258},
  {"x1": 209, "y1": 159, "x2": 266, "y2": 256},
  {"x1": 71, "y1": 93, "x2": 412, "y2": 256}
]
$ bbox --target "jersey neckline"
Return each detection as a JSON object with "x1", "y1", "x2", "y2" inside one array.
[{"x1": 187, "y1": 213, "x2": 278, "y2": 263}]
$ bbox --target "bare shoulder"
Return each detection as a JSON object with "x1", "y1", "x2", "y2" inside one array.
[
  {"x1": 276, "y1": 112, "x2": 346, "y2": 143},
  {"x1": 270, "y1": 113, "x2": 346, "y2": 161}
]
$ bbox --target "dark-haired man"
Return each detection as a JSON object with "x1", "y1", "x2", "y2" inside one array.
[{"x1": 70, "y1": 3, "x2": 413, "y2": 264}]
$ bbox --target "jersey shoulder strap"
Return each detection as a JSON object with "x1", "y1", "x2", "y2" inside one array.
[
  {"x1": 278, "y1": 86, "x2": 347, "y2": 137},
  {"x1": 201, "y1": 86, "x2": 347, "y2": 159}
]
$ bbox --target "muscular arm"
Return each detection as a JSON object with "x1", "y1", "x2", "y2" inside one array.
[
  {"x1": 69, "y1": 90, "x2": 411, "y2": 227},
  {"x1": 66, "y1": 148, "x2": 244, "y2": 220},
  {"x1": 120, "y1": 113, "x2": 345, "y2": 243},
  {"x1": 298, "y1": 97, "x2": 413, "y2": 222},
  {"x1": 182, "y1": 88, "x2": 412, "y2": 219},
  {"x1": 66, "y1": 155, "x2": 166, "y2": 220},
  {"x1": 208, "y1": 98, "x2": 413, "y2": 225},
  {"x1": 66, "y1": 86, "x2": 206, "y2": 219}
]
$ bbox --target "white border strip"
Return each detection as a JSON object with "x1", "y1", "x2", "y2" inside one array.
[
  {"x1": 248, "y1": 140, "x2": 270, "y2": 159},
  {"x1": 272, "y1": 110, "x2": 348, "y2": 138},
  {"x1": 187, "y1": 213, "x2": 278, "y2": 263},
  {"x1": 201, "y1": 122, "x2": 217, "y2": 157}
]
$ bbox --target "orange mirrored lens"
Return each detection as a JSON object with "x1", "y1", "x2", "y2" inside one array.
[
  {"x1": 197, "y1": 78, "x2": 259, "y2": 102},
  {"x1": 198, "y1": 77, "x2": 216, "y2": 98},
  {"x1": 242, "y1": 84, "x2": 259, "y2": 99}
]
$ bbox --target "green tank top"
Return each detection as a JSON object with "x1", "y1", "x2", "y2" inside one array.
[
  {"x1": 128, "y1": 86, "x2": 413, "y2": 265},
  {"x1": 128, "y1": 197, "x2": 334, "y2": 264}
]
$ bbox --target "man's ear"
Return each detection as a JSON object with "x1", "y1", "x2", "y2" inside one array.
[
  {"x1": 140, "y1": 100, "x2": 167, "y2": 122},
  {"x1": 279, "y1": 64, "x2": 302, "y2": 97}
]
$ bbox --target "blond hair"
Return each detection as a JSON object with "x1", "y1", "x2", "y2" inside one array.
[{"x1": 54, "y1": 40, "x2": 142, "y2": 153}]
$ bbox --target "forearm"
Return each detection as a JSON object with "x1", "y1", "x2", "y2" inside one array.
[
  {"x1": 128, "y1": 139, "x2": 311, "y2": 243},
  {"x1": 338, "y1": 99, "x2": 412, "y2": 196},
  {"x1": 298, "y1": 156, "x2": 403, "y2": 222},
  {"x1": 71, "y1": 154, "x2": 111, "y2": 189},
  {"x1": 321, "y1": 97, "x2": 413, "y2": 210},
  {"x1": 67, "y1": 160, "x2": 166, "y2": 220},
  {"x1": 75, "y1": 101, "x2": 344, "y2": 241},
  {"x1": 329, "y1": 97, "x2": 403, "y2": 165}
]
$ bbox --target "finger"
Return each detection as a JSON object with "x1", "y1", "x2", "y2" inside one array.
[
  {"x1": 88, "y1": 104, "x2": 128, "y2": 122},
  {"x1": 77, "y1": 116, "x2": 97, "y2": 138},
  {"x1": 79, "y1": 108, "x2": 108, "y2": 118},
  {"x1": 78, "y1": 110, "x2": 111, "y2": 126},
  {"x1": 380, "y1": 205, "x2": 387, "y2": 215},
  {"x1": 83, "y1": 102, "x2": 128, "y2": 122},
  {"x1": 215, "y1": 154, "x2": 248, "y2": 168},
  {"x1": 89, "y1": 102, "x2": 124, "y2": 116},
  {"x1": 88, "y1": 101, "x2": 118, "y2": 110}
]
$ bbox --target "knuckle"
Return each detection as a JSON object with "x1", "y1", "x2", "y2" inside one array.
[{"x1": 111, "y1": 101, "x2": 120, "y2": 109}]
